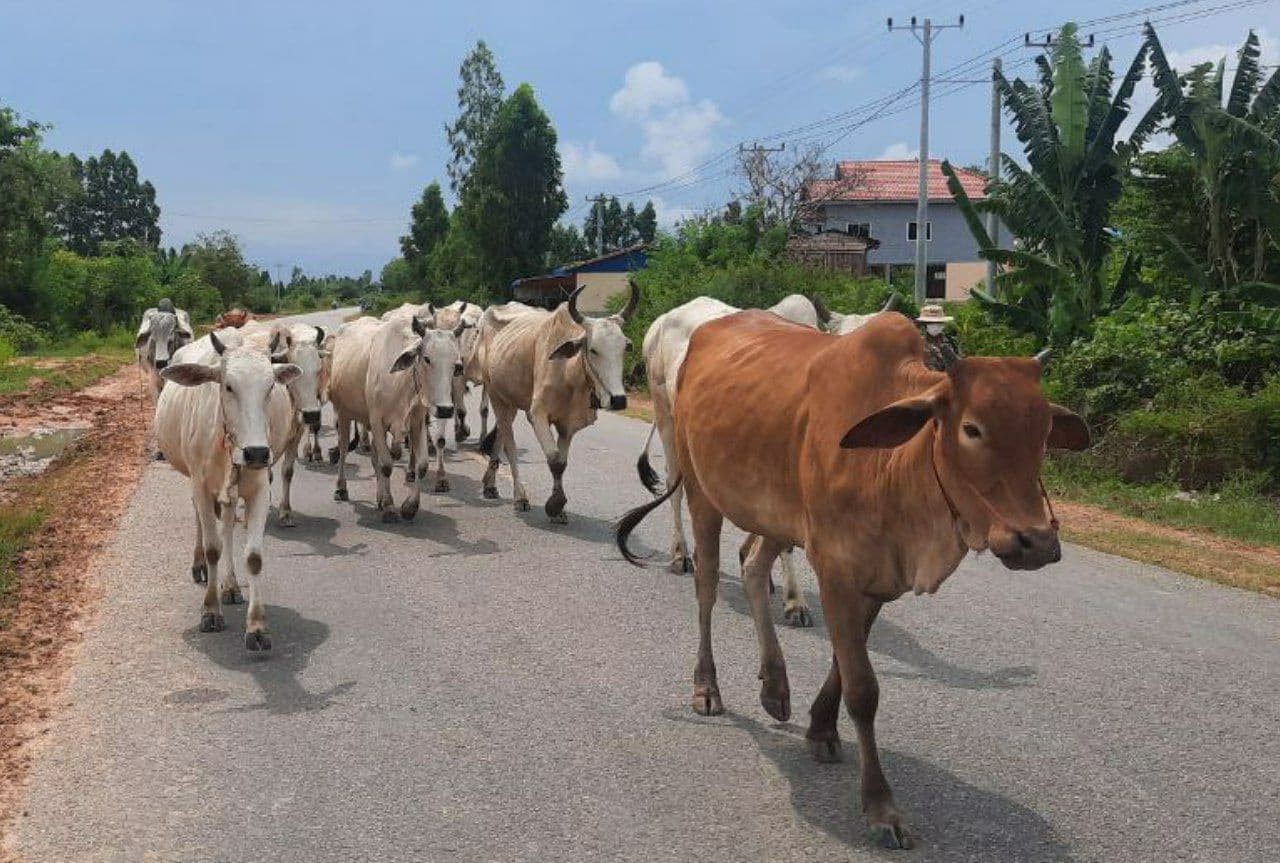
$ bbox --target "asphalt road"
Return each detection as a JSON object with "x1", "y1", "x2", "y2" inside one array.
[{"x1": 9, "y1": 308, "x2": 1280, "y2": 862}]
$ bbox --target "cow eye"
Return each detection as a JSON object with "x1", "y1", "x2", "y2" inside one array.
[
  {"x1": 225, "y1": 385, "x2": 234, "y2": 394},
  {"x1": 453, "y1": 363, "x2": 463, "y2": 376},
  {"x1": 590, "y1": 347, "x2": 599, "y2": 356},
  {"x1": 962, "y1": 422, "x2": 982, "y2": 440}
]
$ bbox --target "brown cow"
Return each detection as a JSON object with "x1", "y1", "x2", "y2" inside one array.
[
  {"x1": 215, "y1": 308, "x2": 253, "y2": 329},
  {"x1": 617, "y1": 310, "x2": 1089, "y2": 848}
]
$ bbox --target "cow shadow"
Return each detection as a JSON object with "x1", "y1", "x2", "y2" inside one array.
[
  {"x1": 713, "y1": 571, "x2": 1035, "y2": 692},
  {"x1": 435, "y1": 471, "x2": 507, "y2": 509},
  {"x1": 267, "y1": 511, "x2": 368, "y2": 560},
  {"x1": 514, "y1": 504, "x2": 623, "y2": 547},
  {"x1": 664, "y1": 710, "x2": 1076, "y2": 861},
  {"x1": 182, "y1": 604, "x2": 355, "y2": 715},
  {"x1": 351, "y1": 500, "x2": 503, "y2": 558}
]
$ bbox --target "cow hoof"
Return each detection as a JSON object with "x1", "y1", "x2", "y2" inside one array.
[
  {"x1": 399, "y1": 498, "x2": 419, "y2": 521},
  {"x1": 245, "y1": 631, "x2": 272, "y2": 652},
  {"x1": 220, "y1": 585, "x2": 244, "y2": 605},
  {"x1": 759, "y1": 687, "x2": 791, "y2": 723},
  {"x1": 869, "y1": 823, "x2": 912, "y2": 851},
  {"x1": 483, "y1": 486, "x2": 499, "y2": 500},
  {"x1": 692, "y1": 685, "x2": 724, "y2": 716},
  {"x1": 389, "y1": 443, "x2": 403, "y2": 460},
  {"x1": 547, "y1": 511, "x2": 567, "y2": 525},
  {"x1": 668, "y1": 556, "x2": 693, "y2": 575},
  {"x1": 807, "y1": 736, "x2": 843, "y2": 763},
  {"x1": 153, "y1": 451, "x2": 166, "y2": 461},
  {"x1": 381, "y1": 509, "x2": 401, "y2": 524},
  {"x1": 434, "y1": 478, "x2": 450, "y2": 493},
  {"x1": 333, "y1": 488, "x2": 349, "y2": 502},
  {"x1": 278, "y1": 512, "x2": 295, "y2": 528},
  {"x1": 328, "y1": 447, "x2": 340, "y2": 465},
  {"x1": 545, "y1": 489, "x2": 567, "y2": 518},
  {"x1": 784, "y1": 604, "x2": 814, "y2": 628},
  {"x1": 199, "y1": 612, "x2": 225, "y2": 633},
  {"x1": 511, "y1": 498, "x2": 529, "y2": 512},
  {"x1": 191, "y1": 564, "x2": 207, "y2": 584},
  {"x1": 455, "y1": 426, "x2": 469, "y2": 444},
  {"x1": 427, "y1": 443, "x2": 437, "y2": 458}
]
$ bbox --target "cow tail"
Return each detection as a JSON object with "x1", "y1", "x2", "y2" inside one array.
[
  {"x1": 478, "y1": 426, "x2": 499, "y2": 457},
  {"x1": 636, "y1": 422, "x2": 663, "y2": 495},
  {"x1": 616, "y1": 477, "x2": 682, "y2": 567}
]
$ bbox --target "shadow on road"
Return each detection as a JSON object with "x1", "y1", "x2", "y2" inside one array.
[
  {"x1": 664, "y1": 710, "x2": 1076, "y2": 861},
  {"x1": 183, "y1": 604, "x2": 355, "y2": 715},
  {"x1": 350, "y1": 500, "x2": 503, "y2": 558},
  {"x1": 267, "y1": 511, "x2": 369, "y2": 560}
]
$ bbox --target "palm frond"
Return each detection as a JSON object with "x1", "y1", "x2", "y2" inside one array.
[
  {"x1": 1051, "y1": 23, "x2": 1089, "y2": 167},
  {"x1": 1227, "y1": 31, "x2": 1262, "y2": 118}
]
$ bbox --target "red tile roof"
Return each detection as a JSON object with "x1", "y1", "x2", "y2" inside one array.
[{"x1": 806, "y1": 159, "x2": 987, "y2": 204}]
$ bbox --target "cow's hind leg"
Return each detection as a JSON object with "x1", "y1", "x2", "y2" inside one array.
[
  {"x1": 218, "y1": 493, "x2": 243, "y2": 606},
  {"x1": 806, "y1": 655, "x2": 844, "y2": 763},
  {"x1": 686, "y1": 482, "x2": 724, "y2": 715},
  {"x1": 431, "y1": 418, "x2": 449, "y2": 493},
  {"x1": 778, "y1": 549, "x2": 812, "y2": 627},
  {"x1": 241, "y1": 477, "x2": 272, "y2": 652},
  {"x1": 277, "y1": 424, "x2": 300, "y2": 526},
  {"x1": 741, "y1": 535, "x2": 790, "y2": 721},
  {"x1": 528, "y1": 412, "x2": 569, "y2": 523},
  {"x1": 369, "y1": 415, "x2": 397, "y2": 520},
  {"x1": 333, "y1": 412, "x2": 352, "y2": 501},
  {"x1": 399, "y1": 406, "x2": 426, "y2": 521},
  {"x1": 190, "y1": 492, "x2": 207, "y2": 584},
  {"x1": 654, "y1": 398, "x2": 691, "y2": 573},
  {"x1": 193, "y1": 491, "x2": 225, "y2": 633}
]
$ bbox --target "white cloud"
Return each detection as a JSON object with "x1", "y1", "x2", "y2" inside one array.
[
  {"x1": 818, "y1": 64, "x2": 862, "y2": 84},
  {"x1": 609, "y1": 61, "x2": 691, "y2": 118},
  {"x1": 877, "y1": 141, "x2": 918, "y2": 160},
  {"x1": 649, "y1": 195, "x2": 697, "y2": 228},
  {"x1": 389, "y1": 152, "x2": 419, "y2": 170},
  {"x1": 560, "y1": 140, "x2": 623, "y2": 184},
  {"x1": 610, "y1": 61, "x2": 725, "y2": 179}
]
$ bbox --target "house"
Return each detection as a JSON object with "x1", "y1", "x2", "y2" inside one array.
[
  {"x1": 804, "y1": 159, "x2": 996, "y2": 300},
  {"x1": 511, "y1": 244, "x2": 648, "y2": 313},
  {"x1": 785, "y1": 230, "x2": 878, "y2": 276}
]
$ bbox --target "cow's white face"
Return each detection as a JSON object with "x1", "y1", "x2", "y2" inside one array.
[
  {"x1": 548, "y1": 316, "x2": 631, "y2": 411},
  {"x1": 162, "y1": 347, "x2": 301, "y2": 468},
  {"x1": 279, "y1": 327, "x2": 326, "y2": 429},
  {"x1": 390, "y1": 328, "x2": 462, "y2": 420},
  {"x1": 137, "y1": 311, "x2": 185, "y2": 368}
]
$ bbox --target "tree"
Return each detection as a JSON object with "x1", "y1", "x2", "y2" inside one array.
[
  {"x1": 735, "y1": 142, "x2": 826, "y2": 228},
  {"x1": 400, "y1": 181, "x2": 450, "y2": 280},
  {"x1": 458, "y1": 83, "x2": 568, "y2": 296},
  {"x1": 380, "y1": 257, "x2": 415, "y2": 294},
  {"x1": 943, "y1": 23, "x2": 1150, "y2": 344},
  {"x1": 57, "y1": 149, "x2": 161, "y2": 255},
  {"x1": 547, "y1": 223, "x2": 591, "y2": 267},
  {"x1": 184, "y1": 231, "x2": 255, "y2": 307},
  {"x1": 635, "y1": 200, "x2": 658, "y2": 244},
  {"x1": 445, "y1": 40, "x2": 505, "y2": 195}
]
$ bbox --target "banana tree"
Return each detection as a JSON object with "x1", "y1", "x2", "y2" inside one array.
[{"x1": 943, "y1": 23, "x2": 1148, "y2": 345}]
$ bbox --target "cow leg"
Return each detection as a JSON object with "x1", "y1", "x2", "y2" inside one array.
[
  {"x1": 194, "y1": 491, "x2": 225, "y2": 633},
  {"x1": 370, "y1": 415, "x2": 397, "y2": 521},
  {"x1": 653, "y1": 400, "x2": 690, "y2": 573},
  {"x1": 240, "y1": 477, "x2": 272, "y2": 652},
  {"x1": 190, "y1": 491, "x2": 208, "y2": 584},
  {"x1": 333, "y1": 412, "x2": 351, "y2": 501},
  {"x1": 359, "y1": 424, "x2": 372, "y2": 454},
  {"x1": 831, "y1": 597, "x2": 907, "y2": 849},
  {"x1": 499, "y1": 412, "x2": 527, "y2": 510},
  {"x1": 405, "y1": 422, "x2": 419, "y2": 486},
  {"x1": 399, "y1": 406, "x2": 426, "y2": 522},
  {"x1": 528, "y1": 412, "x2": 569, "y2": 523},
  {"x1": 806, "y1": 655, "x2": 843, "y2": 763},
  {"x1": 778, "y1": 550, "x2": 812, "y2": 627},
  {"x1": 478, "y1": 385, "x2": 491, "y2": 442},
  {"x1": 218, "y1": 493, "x2": 243, "y2": 606},
  {"x1": 432, "y1": 425, "x2": 449, "y2": 492},
  {"x1": 686, "y1": 484, "x2": 724, "y2": 716},
  {"x1": 277, "y1": 421, "x2": 300, "y2": 527},
  {"x1": 741, "y1": 535, "x2": 790, "y2": 721},
  {"x1": 453, "y1": 376, "x2": 469, "y2": 443}
]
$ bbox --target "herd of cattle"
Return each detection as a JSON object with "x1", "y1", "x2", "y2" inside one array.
[{"x1": 133, "y1": 286, "x2": 1089, "y2": 848}]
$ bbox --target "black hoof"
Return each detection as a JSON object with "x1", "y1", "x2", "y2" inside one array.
[
  {"x1": 434, "y1": 478, "x2": 450, "y2": 493},
  {"x1": 513, "y1": 498, "x2": 530, "y2": 513},
  {"x1": 404, "y1": 472, "x2": 416, "y2": 486},
  {"x1": 199, "y1": 612, "x2": 225, "y2": 633},
  {"x1": 544, "y1": 489, "x2": 567, "y2": 519},
  {"x1": 328, "y1": 447, "x2": 340, "y2": 465},
  {"x1": 760, "y1": 692, "x2": 791, "y2": 722},
  {"x1": 482, "y1": 486, "x2": 499, "y2": 500},
  {"x1": 245, "y1": 631, "x2": 272, "y2": 652},
  {"x1": 870, "y1": 823, "x2": 911, "y2": 851},
  {"x1": 427, "y1": 444, "x2": 438, "y2": 458},
  {"x1": 153, "y1": 451, "x2": 166, "y2": 461},
  {"x1": 333, "y1": 487, "x2": 349, "y2": 502},
  {"x1": 455, "y1": 426, "x2": 470, "y2": 443},
  {"x1": 785, "y1": 606, "x2": 814, "y2": 628},
  {"x1": 399, "y1": 498, "x2": 419, "y2": 521},
  {"x1": 668, "y1": 556, "x2": 693, "y2": 574},
  {"x1": 191, "y1": 564, "x2": 207, "y2": 584},
  {"x1": 692, "y1": 687, "x2": 724, "y2": 716},
  {"x1": 220, "y1": 586, "x2": 244, "y2": 605},
  {"x1": 807, "y1": 736, "x2": 843, "y2": 763},
  {"x1": 381, "y1": 509, "x2": 401, "y2": 524}
]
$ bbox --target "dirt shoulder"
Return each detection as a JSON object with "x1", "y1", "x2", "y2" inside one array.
[{"x1": 0, "y1": 362, "x2": 152, "y2": 855}]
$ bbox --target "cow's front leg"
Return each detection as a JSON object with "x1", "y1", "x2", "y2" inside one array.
[
  {"x1": 333, "y1": 413, "x2": 352, "y2": 501},
  {"x1": 528, "y1": 412, "x2": 569, "y2": 523},
  {"x1": 240, "y1": 476, "x2": 272, "y2": 652},
  {"x1": 399, "y1": 406, "x2": 426, "y2": 522},
  {"x1": 277, "y1": 423, "x2": 300, "y2": 527},
  {"x1": 432, "y1": 424, "x2": 449, "y2": 493},
  {"x1": 452, "y1": 377, "x2": 469, "y2": 443},
  {"x1": 193, "y1": 490, "x2": 225, "y2": 633},
  {"x1": 478, "y1": 386, "x2": 490, "y2": 441},
  {"x1": 369, "y1": 415, "x2": 397, "y2": 521},
  {"x1": 218, "y1": 493, "x2": 243, "y2": 606}
]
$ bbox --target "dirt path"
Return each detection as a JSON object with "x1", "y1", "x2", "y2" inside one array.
[{"x1": 0, "y1": 362, "x2": 152, "y2": 852}]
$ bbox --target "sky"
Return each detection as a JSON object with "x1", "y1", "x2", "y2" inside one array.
[{"x1": 2, "y1": 0, "x2": 1276, "y2": 278}]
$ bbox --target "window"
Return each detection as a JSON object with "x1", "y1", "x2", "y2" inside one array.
[
  {"x1": 907, "y1": 221, "x2": 933, "y2": 241},
  {"x1": 846, "y1": 222, "x2": 871, "y2": 239}
]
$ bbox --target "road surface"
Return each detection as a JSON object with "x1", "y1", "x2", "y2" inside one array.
[{"x1": 9, "y1": 308, "x2": 1280, "y2": 862}]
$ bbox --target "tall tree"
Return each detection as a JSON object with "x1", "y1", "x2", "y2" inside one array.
[
  {"x1": 445, "y1": 40, "x2": 505, "y2": 195},
  {"x1": 184, "y1": 231, "x2": 254, "y2": 307},
  {"x1": 547, "y1": 222, "x2": 591, "y2": 266},
  {"x1": 400, "y1": 181, "x2": 450, "y2": 280},
  {"x1": 57, "y1": 149, "x2": 161, "y2": 254},
  {"x1": 634, "y1": 200, "x2": 658, "y2": 243},
  {"x1": 458, "y1": 83, "x2": 568, "y2": 295}
]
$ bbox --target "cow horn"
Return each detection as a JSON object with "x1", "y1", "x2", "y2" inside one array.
[
  {"x1": 458, "y1": 301, "x2": 469, "y2": 316},
  {"x1": 314, "y1": 326, "x2": 325, "y2": 345},
  {"x1": 210, "y1": 331, "x2": 226, "y2": 356},
  {"x1": 412, "y1": 315, "x2": 427, "y2": 336},
  {"x1": 453, "y1": 318, "x2": 468, "y2": 338},
  {"x1": 1034, "y1": 348, "x2": 1052, "y2": 368},
  {"x1": 269, "y1": 330, "x2": 282, "y2": 355},
  {"x1": 809, "y1": 294, "x2": 832, "y2": 325},
  {"x1": 619, "y1": 280, "x2": 640, "y2": 322},
  {"x1": 427, "y1": 303, "x2": 436, "y2": 319},
  {"x1": 567, "y1": 286, "x2": 586, "y2": 324},
  {"x1": 882, "y1": 292, "x2": 901, "y2": 312}
]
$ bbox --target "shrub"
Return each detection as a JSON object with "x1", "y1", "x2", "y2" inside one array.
[
  {"x1": 950, "y1": 301, "x2": 1037, "y2": 357},
  {"x1": 0, "y1": 335, "x2": 14, "y2": 366},
  {"x1": 0, "y1": 304, "x2": 46, "y2": 353}
]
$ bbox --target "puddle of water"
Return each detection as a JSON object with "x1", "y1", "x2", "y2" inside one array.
[{"x1": 0, "y1": 427, "x2": 86, "y2": 460}]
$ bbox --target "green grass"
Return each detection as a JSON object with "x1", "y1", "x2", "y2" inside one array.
[
  {"x1": 0, "y1": 329, "x2": 135, "y2": 398},
  {"x1": 1046, "y1": 459, "x2": 1280, "y2": 548},
  {"x1": 0, "y1": 505, "x2": 45, "y2": 601}
]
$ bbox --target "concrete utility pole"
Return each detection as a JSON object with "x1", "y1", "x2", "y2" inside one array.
[
  {"x1": 585, "y1": 194, "x2": 607, "y2": 257},
  {"x1": 987, "y1": 57, "x2": 1001, "y2": 297},
  {"x1": 889, "y1": 14, "x2": 964, "y2": 304}
]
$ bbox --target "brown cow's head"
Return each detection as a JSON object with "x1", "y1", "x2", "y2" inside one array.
[{"x1": 840, "y1": 353, "x2": 1089, "y2": 571}]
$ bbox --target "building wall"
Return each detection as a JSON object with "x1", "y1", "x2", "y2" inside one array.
[
  {"x1": 821, "y1": 201, "x2": 991, "y2": 266},
  {"x1": 575, "y1": 272, "x2": 629, "y2": 315},
  {"x1": 944, "y1": 261, "x2": 989, "y2": 301}
]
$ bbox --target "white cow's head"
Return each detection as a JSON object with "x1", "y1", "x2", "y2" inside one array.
[
  {"x1": 549, "y1": 282, "x2": 638, "y2": 411},
  {"x1": 390, "y1": 314, "x2": 466, "y2": 420},
  {"x1": 162, "y1": 332, "x2": 301, "y2": 469},
  {"x1": 136, "y1": 302, "x2": 191, "y2": 369},
  {"x1": 269, "y1": 325, "x2": 327, "y2": 431}
]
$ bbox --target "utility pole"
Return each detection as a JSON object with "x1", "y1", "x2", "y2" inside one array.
[
  {"x1": 986, "y1": 57, "x2": 1001, "y2": 297},
  {"x1": 585, "y1": 194, "x2": 607, "y2": 257},
  {"x1": 889, "y1": 14, "x2": 964, "y2": 304}
]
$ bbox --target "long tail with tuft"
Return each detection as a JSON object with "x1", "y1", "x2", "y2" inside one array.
[
  {"x1": 636, "y1": 422, "x2": 663, "y2": 495},
  {"x1": 616, "y1": 478, "x2": 682, "y2": 566}
]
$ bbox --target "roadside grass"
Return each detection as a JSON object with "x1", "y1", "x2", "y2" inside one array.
[
  {"x1": 0, "y1": 330, "x2": 135, "y2": 399},
  {"x1": 0, "y1": 506, "x2": 45, "y2": 604}
]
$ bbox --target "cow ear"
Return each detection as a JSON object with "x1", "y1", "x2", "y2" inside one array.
[
  {"x1": 549, "y1": 337, "x2": 585, "y2": 361},
  {"x1": 390, "y1": 347, "x2": 418, "y2": 373},
  {"x1": 273, "y1": 363, "x2": 302, "y2": 386},
  {"x1": 840, "y1": 395, "x2": 939, "y2": 449},
  {"x1": 134, "y1": 331, "x2": 150, "y2": 349},
  {"x1": 411, "y1": 316, "x2": 427, "y2": 337},
  {"x1": 161, "y1": 363, "x2": 220, "y2": 387},
  {"x1": 1047, "y1": 403, "x2": 1090, "y2": 451},
  {"x1": 314, "y1": 326, "x2": 325, "y2": 345}
]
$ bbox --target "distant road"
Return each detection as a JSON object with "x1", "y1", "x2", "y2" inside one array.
[{"x1": 10, "y1": 306, "x2": 1280, "y2": 862}]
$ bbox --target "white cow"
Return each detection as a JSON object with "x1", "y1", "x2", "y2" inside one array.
[
  {"x1": 328, "y1": 313, "x2": 463, "y2": 521},
  {"x1": 135, "y1": 300, "x2": 193, "y2": 401},
  {"x1": 433, "y1": 300, "x2": 483, "y2": 444},
  {"x1": 156, "y1": 331, "x2": 300, "y2": 651}
]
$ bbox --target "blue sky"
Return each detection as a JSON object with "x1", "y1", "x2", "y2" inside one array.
[{"x1": 2, "y1": 0, "x2": 1275, "y2": 277}]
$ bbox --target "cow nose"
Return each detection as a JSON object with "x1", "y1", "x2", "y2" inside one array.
[
  {"x1": 609, "y1": 394, "x2": 628, "y2": 411},
  {"x1": 436, "y1": 405, "x2": 455, "y2": 420},
  {"x1": 302, "y1": 410, "x2": 321, "y2": 429},
  {"x1": 242, "y1": 446, "x2": 271, "y2": 468},
  {"x1": 154, "y1": 358, "x2": 169, "y2": 370},
  {"x1": 999, "y1": 526, "x2": 1061, "y2": 570}
]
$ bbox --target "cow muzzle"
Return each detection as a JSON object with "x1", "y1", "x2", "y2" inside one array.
[
  {"x1": 301, "y1": 410, "x2": 322, "y2": 430},
  {"x1": 435, "y1": 405, "x2": 455, "y2": 420},
  {"x1": 991, "y1": 525, "x2": 1061, "y2": 571},
  {"x1": 608, "y1": 394, "x2": 627, "y2": 411},
  {"x1": 241, "y1": 446, "x2": 271, "y2": 468},
  {"x1": 154, "y1": 358, "x2": 169, "y2": 370}
]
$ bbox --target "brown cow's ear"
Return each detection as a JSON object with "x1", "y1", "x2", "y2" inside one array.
[
  {"x1": 1047, "y1": 404, "x2": 1091, "y2": 451},
  {"x1": 840, "y1": 395, "x2": 938, "y2": 449},
  {"x1": 549, "y1": 337, "x2": 584, "y2": 361},
  {"x1": 390, "y1": 346, "x2": 419, "y2": 373},
  {"x1": 161, "y1": 363, "x2": 220, "y2": 388}
]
